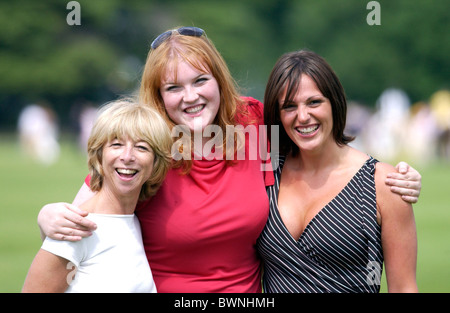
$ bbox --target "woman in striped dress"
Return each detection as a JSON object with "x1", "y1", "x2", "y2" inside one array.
[{"x1": 258, "y1": 50, "x2": 418, "y2": 293}]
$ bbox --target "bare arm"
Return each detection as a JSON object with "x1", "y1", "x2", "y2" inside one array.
[
  {"x1": 376, "y1": 162, "x2": 418, "y2": 293},
  {"x1": 386, "y1": 161, "x2": 422, "y2": 203},
  {"x1": 22, "y1": 249, "x2": 74, "y2": 293},
  {"x1": 37, "y1": 183, "x2": 97, "y2": 241}
]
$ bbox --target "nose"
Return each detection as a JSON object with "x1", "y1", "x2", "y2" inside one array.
[
  {"x1": 183, "y1": 86, "x2": 199, "y2": 103},
  {"x1": 120, "y1": 144, "x2": 136, "y2": 163},
  {"x1": 297, "y1": 105, "x2": 310, "y2": 123}
]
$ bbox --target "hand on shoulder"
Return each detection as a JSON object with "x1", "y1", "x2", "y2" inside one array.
[{"x1": 374, "y1": 161, "x2": 413, "y2": 223}]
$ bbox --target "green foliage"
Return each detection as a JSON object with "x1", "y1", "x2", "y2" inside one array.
[
  {"x1": 0, "y1": 0, "x2": 448, "y2": 129},
  {"x1": 0, "y1": 135, "x2": 88, "y2": 292},
  {"x1": 282, "y1": 0, "x2": 450, "y2": 104}
]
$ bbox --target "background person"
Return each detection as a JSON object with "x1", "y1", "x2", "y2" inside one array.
[{"x1": 17, "y1": 103, "x2": 60, "y2": 165}]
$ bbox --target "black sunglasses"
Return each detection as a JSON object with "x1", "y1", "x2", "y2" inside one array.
[{"x1": 150, "y1": 27, "x2": 205, "y2": 50}]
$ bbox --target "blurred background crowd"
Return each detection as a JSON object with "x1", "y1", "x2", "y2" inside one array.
[
  {"x1": 1, "y1": 0, "x2": 449, "y2": 166},
  {"x1": 16, "y1": 88, "x2": 450, "y2": 167}
]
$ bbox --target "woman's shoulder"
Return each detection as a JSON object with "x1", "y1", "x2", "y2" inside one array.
[
  {"x1": 241, "y1": 96, "x2": 263, "y2": 112},
  {"x1": 237, "y1": 96, "x2": 264, "y2": 125},
  {"x1": 374, "y1": 161, "x2": 396, "y2": 174},
  {"x1": 372, "y1": 160, "x2": 403, "y2": 205}
]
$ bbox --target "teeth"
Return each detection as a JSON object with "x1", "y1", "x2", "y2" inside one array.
[
  {"x1": 297, "y1": 125, "x2": 319, "y2": 134},
  {"x1": 185, "y1": 105, "x2": 204, "y2": 113},
  {"x1": 117, "y1": 168, "x2": 137, "y2": 175}
]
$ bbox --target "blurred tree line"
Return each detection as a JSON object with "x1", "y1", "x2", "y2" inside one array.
[{"x1": 0, "y1": 0, "x2": 448, "y2": 131}]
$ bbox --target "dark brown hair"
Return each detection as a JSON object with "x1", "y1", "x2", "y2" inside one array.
[{"x1": 264, "y1": 49, "x2": 354, "y2": 156}]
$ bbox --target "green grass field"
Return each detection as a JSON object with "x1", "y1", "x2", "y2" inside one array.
[{"x1": 0, "y1": 134, "x2": 449, "y2": 293}]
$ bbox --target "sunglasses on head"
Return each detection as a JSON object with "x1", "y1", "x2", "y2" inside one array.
[{"x1": 150, "y1": 26, "x2": 205, "y2": 50}]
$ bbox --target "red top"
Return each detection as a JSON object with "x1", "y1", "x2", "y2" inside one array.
[{"x1": 87, "y1": 97, "x2": 274, "y2": 292}]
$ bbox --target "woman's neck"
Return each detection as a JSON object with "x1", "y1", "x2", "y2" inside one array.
[
  {"x1": 80, "y1": 188, "x2": 139, "y2": 215},
  {"x1": 290, "y1": 141, "x2": 348, "y2": 172},
  {"x1": 286, "y1": 142, "x2": 370, "y2": 183}
]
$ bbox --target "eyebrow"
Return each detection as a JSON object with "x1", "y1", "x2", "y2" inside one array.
[
  {"x1": 162, "y1": 73, "x2": 208, "y2": 85},
  {"x1": 307, "y1": 94, "x2": 326, "y2": 101},
  {"x1": 279, "y1": 94, "x2": 324, "y2": 105}
]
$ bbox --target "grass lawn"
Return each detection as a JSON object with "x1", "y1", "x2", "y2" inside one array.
[
  {"x1": 379, "y1": 160, "x2": 450, "y2": 292},
  {"x1": 0, "y1": 134, "x2": 87, "y2": 292},
  {"x1": 0, "y1": 134, "x2": 449, "y2": 293}
]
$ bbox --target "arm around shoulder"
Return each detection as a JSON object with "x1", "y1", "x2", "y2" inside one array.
[
  {"x1": 37, "y1": 183, "x2": 97, "y2": 242},
  {"x1": 375, "y1": 162, "x2": 418, "y2": 292}
]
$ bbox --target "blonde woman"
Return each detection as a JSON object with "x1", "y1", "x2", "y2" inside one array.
[{"x1": 23, "y1": 100, "x2": 171, "y2": 292}]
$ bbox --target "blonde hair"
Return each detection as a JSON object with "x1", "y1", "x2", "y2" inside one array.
[
  {"x1": 139, "y1": 28, "x2": 247, "y2": 173},
  {"x1": 87, "y1": 99, "x2": 172, "y2": 200}
]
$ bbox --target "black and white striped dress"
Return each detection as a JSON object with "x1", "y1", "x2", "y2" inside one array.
[{"x1": 257, "y1": 156, "x2": 383, "y2": 293}]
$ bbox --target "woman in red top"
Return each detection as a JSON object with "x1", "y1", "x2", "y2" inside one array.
[{"x1": 37, "y1": 27, "x2": 422, "y2": 292}]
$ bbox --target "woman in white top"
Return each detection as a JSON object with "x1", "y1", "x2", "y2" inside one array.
[{"x1": 22, "y1": 99, "x2": 172, "y2": 293}]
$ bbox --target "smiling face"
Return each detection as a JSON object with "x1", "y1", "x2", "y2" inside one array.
[
  {"x1": 101, "y1": 136, "x2": 155, "y2": 200},
  {"x1": 279, "y1": 74, "x2": 335, "y2": 154},
  {"x1": 160, "y1": 60, "x2": 221, "y2": 131},
  {"x1": 264, "y1": 50, "x2": 353, "y2": 157}
]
